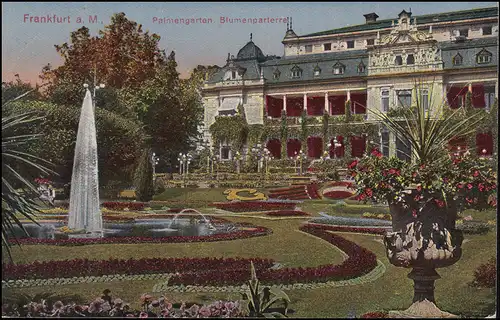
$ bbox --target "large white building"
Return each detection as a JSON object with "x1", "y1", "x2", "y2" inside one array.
[{"x1": 201, "y1": 7, "x2": 498, "y2": 163}]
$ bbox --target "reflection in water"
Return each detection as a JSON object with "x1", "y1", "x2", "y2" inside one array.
[{"x1": 10, "y1": 218, "x2": 237, "y2": 239}]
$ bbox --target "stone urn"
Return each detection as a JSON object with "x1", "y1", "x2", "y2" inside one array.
[{"x1": 383, "y1": 191, "x2": 463, "y2": 318}]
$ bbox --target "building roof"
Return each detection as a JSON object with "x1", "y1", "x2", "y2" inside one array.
[
  {"x1": 301, "y1": 7, "x2": 498, "y2": 38},
  {"x1": 236, "y1": 40, "x2": 266, "y2": 61},
  {"x1": 440, "y1": 37, "x2": 498, "y2": 70}
]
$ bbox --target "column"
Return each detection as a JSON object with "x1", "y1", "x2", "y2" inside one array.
[
  {"x1": 347, "y1": 90, "x2": 351, "y2": 101},
  {"x1": 303, "y1": 93, "x2": 307, "y2": 111},
  {"x1": 283, "y1": 95, "x2": 287, "y2": 115},
  {"x1": 324, "y1": 92, "x2": 329, "y2": 114}
]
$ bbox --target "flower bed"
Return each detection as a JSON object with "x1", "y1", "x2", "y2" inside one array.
[
  {"x1": 304, "y1": 223, "x2": 389, "y2": 235},
  {"x1": 11, "y1": 223, "x2": 271, "y2": 246},
  {"x1": 265, "y1": 210, "x2": 310, "y2": 217},
  {"x1": 360, "y1": 311, "x2": 389, "y2": 318},
  {"x1": 166, "y1": 208, "x2": 200, "y2": 213},
  {"x1": 168, "y1": 224, "x2": 378, "y2": 286},
  {"x1": 102, "y1": 202, "x2": 147, "y2": 211},
  {"x1": 2, "y1": 257, "x2": 274, "y2": 281},
  {"x1": 309, "y1": 216, "x2": 391, "y2": 227},
  {"x1": 362, "y1": 212, "x2": 392, "y2": 221},
  {"x1": 306, "y1": 183, "x2": 321, "y2": 199},
  {"x1": 329, "y1": 181, "x2": 354, "y2": 188},
  {"x1": 209, "y1": 201, "x2": 297, "y2": 212},
  {"x1": 323, "y1": 190, "x2": 354, "y2": 200},
  {"x1": 2, "y1": 294, "x2": 245, "y2": 318}
]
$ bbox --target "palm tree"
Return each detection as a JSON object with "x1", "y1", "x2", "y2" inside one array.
[
  {"x1": 370, "y1": 80, "x2": 486, "y2": 165},
  {"x1": 2, "y1": 87, "x2": 56, "y2": 261}
]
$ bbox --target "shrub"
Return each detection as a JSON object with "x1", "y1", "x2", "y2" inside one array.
[
  {"x1": 265, "y1": 210, "x2": 309, "y2": 217},
  {"x1": 456, "y1": 221, "x2": 491, "y2": 234},
  {"x1": 473, "y1": 257, "x2": 496, "y2": 288},
  {"x1": 361, "y1": 311, "x2": 389, "y2": 318},
  {"x1": 101, "y1": 202, "x2": 146, "y2": 211},
  {"x1": 133, "y1": 149, "x2": 155, "y2": 202}
]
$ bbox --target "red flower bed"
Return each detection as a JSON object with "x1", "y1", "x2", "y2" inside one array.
[
  {"x1": 12, "y1": 223, "x2": 271, "y2": 246},
  {"x1": 2, "y1": 257, "x2": 275, "y2": 281},
  {"x1": 102, "y1": 202, "x2": 146, "y2": 211},
  {"x1": 360, "y1": 312, "x2": 389, "y2": 318},
  {"x1": 265, "y1": 210, "x2": 310, "y2": 217},
  {"x1": 306, "y1": 183, "x2": 321, "y2": 199},
  {"x1": 329, "y1": 181, "x2": 354, "y2": 188},
  {"x1": 323, "y1": 190, "x2": 354, "y2": 199},
  {"x1": 305, "y1": 223, "x2": 389, "y2": 235},
  {"x1": 168, "y1": 224, "x2": 378, "y2": 286},
  {"x1": 210, "y1": 201, "x2": 297, "y2": 212},
  {"x1": 135, "y1": 214, "x2": 228, "y2": 224}
]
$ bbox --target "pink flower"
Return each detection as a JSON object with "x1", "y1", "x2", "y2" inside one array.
[
  {"x1": 416, "y1": 185, "x2": 422, "y2": 192},
  {"x1": 473, "y1": 170, "x2": 479, "y2": 177},
  {"x1": 199, "y1": 306, "x2": 211, "y2": 317},
  {"x1": 457, "y1": 183, "x2": 464, "y2": 189},
  {"x1": 365, "y1": 188, "x2": 373, "y2": 197},
  {"x1": 467, "y1": 184, "x2": 473, "y2": 190},
  {"x1": 412, "y1": 209, "x2": 417, "y2": 218},
  {"x1": 478, "y1": 183, "x2": 485, "y2": 192}
]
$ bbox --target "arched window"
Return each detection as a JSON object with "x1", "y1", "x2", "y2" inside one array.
[
  {"x1": 332, "y1": 62, "x2": 345, "y2": 75},
  {"x1": 476, "y1": 49, "x2": 492, "y2": 64},
  {"x1": 290, "y1": 65, "x2": 302, "y2": 79},
  {"x1": 406, "y1": 54, "x2": 415, "y2": 65},
  {"x1": 313, "y1": 64, "x2": 321, "y2": 76},
  {"x1": 452, "y1": 53, "x2": 463, "y2": 66},
  {"x1": 395, "y1": 55, "x2": 403, "y2": 66},
  {"x1": 357, "y1": 61, "x2": 366, "y2": 73}
]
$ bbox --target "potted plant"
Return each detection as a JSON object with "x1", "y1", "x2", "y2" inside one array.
[{"x1": 349, "y1": 82, "x2": 497, "y2": 317}]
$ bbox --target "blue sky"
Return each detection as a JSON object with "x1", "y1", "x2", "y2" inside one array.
[{"x1": 2, "y1": 2, "x2": 497, "y2": 84}]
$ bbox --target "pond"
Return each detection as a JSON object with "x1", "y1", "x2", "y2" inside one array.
[{"x1": 9, "y1": 218, "x2": 239, "y2": 239}]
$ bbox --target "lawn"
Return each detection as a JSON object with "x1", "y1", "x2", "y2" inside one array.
[{"x1": 3, "y1": 192, "x2": 497, "y2": 318}]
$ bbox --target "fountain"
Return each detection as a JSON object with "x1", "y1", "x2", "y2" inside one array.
[
  {"x1": 67, "y1": 89, "x2": 103, "y2": 237},
  {"x1": 168, "y1": 209, "x2": 217, "y2": 231}
]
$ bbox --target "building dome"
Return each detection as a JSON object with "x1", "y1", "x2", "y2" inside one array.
[{"x1": 236, "y1": 40, "x2": 266, "y2": 61}]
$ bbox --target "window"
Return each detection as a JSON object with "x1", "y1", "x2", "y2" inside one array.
[
  {"x1": 452, "y1": 53, "x2": 463, "y2": 66},
  {"x1": 221, "y1": 146, "x2": 230, "y2": 160},
  {"x1": 381, "y1": 89, "x2": 390, "y2": 112},
  {"x1": 420, "y1": 89, "x2": 429, "y2": 111},
  {"x1": 381, "y1": 130, "x2": 390, "y2": 157},
  {"x1": 324, "y1": 43, "x2": 331, "y2": 51},
  {"x1": 396, "y1": 136, "x2": 411, "y2": 162},
  {"x1": 476, "y1": 49, "x2": 492, "y2": 64},
  {"x1": 482, "y1": 26, "x2": 492, "y2": 35},
  {"x1": 484, "y1": 86, "x2": 496, "y2": 111},
  {"x1": 313, "y1": 65, "x2": 321, "y2": 76},
  {"x1": 397, "y1": 90, "x2": 412, "y2": 108},
  {"x1": 305, "y1": 45, "x2": 313, "y2": 53},
  {"x1": 459, "y1": 29, "x2": 469, "y2": 37},
  {"x1": 291, "y1": 65, "x2": 302, "y2": 79},
  {"x1": 273, "y1": 69, "x2": 281, "y2": 80},
  {"x1": 406, "y1": 54, "x2": 415, "y2": 65},
  {"x1": 332, "y1": 63, "x2": 345, "y2": 75},
  {"x1": 346, "y1": 40, "x2": 355, "y2": 49},
  {"x1": 231, "y1": 71, "x2": 236, "y2": 79},
  {"x1": 357, "y1": 62, "x2": 366, "y2": 73},
  {"x1": 366, "y1": 39, "x2": 375, "y2": 46},
  {"x1": 395, "y1": 55, "x2": 403, "y2": 66}
]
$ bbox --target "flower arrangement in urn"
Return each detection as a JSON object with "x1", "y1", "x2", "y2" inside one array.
[{"x1": 348, "y1": 81, "x2": 497, "y2": 317}]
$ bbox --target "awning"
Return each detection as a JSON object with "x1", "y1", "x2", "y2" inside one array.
[{"x1": 219, "y1": 97, "x2": 240, "y2": 111}]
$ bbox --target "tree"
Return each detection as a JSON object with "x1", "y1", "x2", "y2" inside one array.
[
  {"x1": 2, "y1": 98, "x2": 56, "y2": 261},
  {"x1": 134, "y1": 147, "x2": 154, "y2": 202}
]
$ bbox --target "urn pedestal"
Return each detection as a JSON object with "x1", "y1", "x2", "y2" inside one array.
[{"x1": 384, "y1": 197, "x2": 463, "y2": 318}]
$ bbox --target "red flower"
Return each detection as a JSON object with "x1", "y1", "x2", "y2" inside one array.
[
  {"x1": 365, "y1": 188, "x2": 373, "y2": 197},
  {"x1": 351, "y1": 171, "x2": 357, "y2": 177},
  {"x1": 358, "y1": 193, "x2": 366, "y2": 201},
  {"x1": 457, "y1": 183, "x2": 464, "y2": 189},
  {"x1": 412, "y1": 209, "x2": 417, "y2": 218},
  {"x1": 473, "y1": 170, "x2": 480, "y2": 177},
  {"x1": 412, "y1": 172, "x2": 417, "y2": 178},
  {"x1": 416, "y1": 185, "x2": 422, "y2": 192},
  {"x1": 388, "y1": 168, "x2": 397, "y2": 175},
  {"x1": 348, "y1": 160, "x2": 359, "y2": 169},
  {"x1": 434, "y1": 199, "x2": 445, "y2": 208},
  {"x1": 478, "y1": 183, "x2": 485, "y2": 192},
  {"x1": 371, "y1": 149, "x2": 382, "y2": 158},
  {"x1": 466, "y1": 197, "x2": 473, "y2": 204},
  {"x1": 467, "y1": 184, "x2": 473, "y2": 190},
  {"x1": 414, "y1": 195, "x2": 421, "y2": 201}
]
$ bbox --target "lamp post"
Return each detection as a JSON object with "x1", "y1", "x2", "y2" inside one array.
[{"x1": 150, "y1": 152, "x2": 159, "y2": 181}]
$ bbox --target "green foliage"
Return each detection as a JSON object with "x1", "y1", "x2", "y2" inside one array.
[
  {"x1": 281, "y1": 110, "x2": 288, "y2": 159},
  {"x1": 241, "y1": 261, "x2": 291, "y2": 318},
  {"x1": 134, "y1": 148, "x2": 155, "y2": 202},
  {"x1": 2, "y1": 103, "x2": 56, "y2": 261},
  {"x1": 345, "y1": 100, "x2": 352, "y2": 122},
  {"x1": 209, "y1": 115, "x2": 248, "y2": 153}
]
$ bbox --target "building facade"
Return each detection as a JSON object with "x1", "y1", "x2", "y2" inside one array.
[{"x1": 201, "y1": 7, "x2": 498, "y2": 163}]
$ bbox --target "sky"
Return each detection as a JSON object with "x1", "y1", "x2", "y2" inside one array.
[{"x1": 2, "y1": 2, "x2": 497, "y2": 84}]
